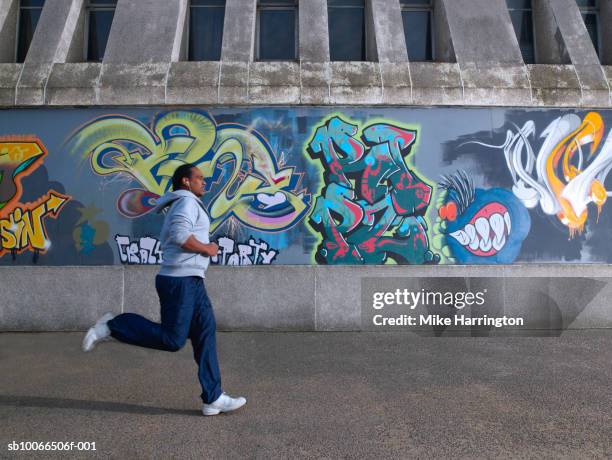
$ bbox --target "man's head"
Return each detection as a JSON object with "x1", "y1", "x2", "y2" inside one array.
[{"x1": 172, "y1": 164, "x2": 205, "y2": 197}]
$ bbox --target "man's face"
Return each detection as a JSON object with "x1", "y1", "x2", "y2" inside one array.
[{"x1": 184, "y1": 167, "x2": 206, "y2": 197}]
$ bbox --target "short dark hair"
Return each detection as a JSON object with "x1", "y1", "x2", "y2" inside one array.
[{"x1": 172, "y1": 164, "x2": 197, "y2": 191}]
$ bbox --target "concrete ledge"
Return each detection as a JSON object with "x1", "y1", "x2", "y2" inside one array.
[
  {"x1": 379, "y1": 62, "x2": 412, "y2": 105},
  {"x1": 0, "y1": 266, "x2": 123, "y2": 331},
  {"x1": 601, "y1": 66, "x2": 612, "y2": 106},
  {"x1": 315, "y1": 266, "x2": 361, "y2": 330},
  {"x1": 330, "y1": 62, "x2": 383, "y2": 104},
  {"x1": 116, "y1": 265, "x2": 317, "y2": 330},
  {"x1": 166, "y1": 61, "x2": 220, "y2": 105},
  {"x1": 208, "y1": 265, "x2": 316, "y2": 331},
  {"x1": 15, "y1": 63, "x2": 53, "y2": 105},
  {"x1": 0, "y1": 60, "x2": 609, "y2": 107},
  {"x1": 248, "y1": 61, "x2": 300, "y2": 104},
  {"x1": 528, "y1": 64, "x2": 581, "y2": 106},
  {"x1": 573, "y1": 64, "x2": 610, "y2": 107},
  {"x1": 300, "y1": 61, "x2": 331, "y2": 104},
  {"x1": 98, "y1": 63, "x2": 169, "y2": 105},
  {"x1": 460, "y1": 64, "x2": 532, "y2": 106},
  {"x1": 0, "y1": 63, "x2": 21, "y2": 105},
  {"x1": 218, "y1": 61, "x2": 249, "y2": 104},
  {"x1": 122, "y1": 266, "x2": 160, "y2": 322},
  {"x1": 1, "y1": 265, "x2": 612, "y2": 332},
  {"x1": 46, "y1": 63, "x2": 102, "y2": 106},
  {"x1": 410, "y1": 62, "x2": 463, "y2": 105}
]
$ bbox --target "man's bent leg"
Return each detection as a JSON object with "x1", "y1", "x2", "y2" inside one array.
[
  {"x1": 108, "y1": 275, "x2": 195, "y2": 352},
  {"x1": 189, "y1": 280, "x2": 222, "y2": 404}
]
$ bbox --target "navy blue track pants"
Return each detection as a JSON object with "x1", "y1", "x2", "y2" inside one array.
[{"x1": 107, "y1": 275, "x2": 222, "y2": 404}]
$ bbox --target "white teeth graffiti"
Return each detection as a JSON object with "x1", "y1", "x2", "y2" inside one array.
[
  {"x1": 475, "y1": 217, "x2": 491, "y2": 251},
  {"x1": 465, "y1": 224, "x2": 478, "y2": 251},
  {"x1": 450, "y1": 212, "x2": 511, "y2": 254},
  {"x1": 490, "y1": 213, "x2": 506, "y2": 251},
  {"x1": 504, "y1": 211, "x2": 511, "y2": 234}
]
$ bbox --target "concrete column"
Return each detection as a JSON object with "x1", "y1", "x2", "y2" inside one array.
[
  {"x1": 103, "y1": 0, "x2": 183, "y2": 63},
  {"x1": 439, "y1": 0, "x2": 530, "y2": 105},
  {"x1": 0, "y1": 0, "x2": 18, "y2": 63},
  {"x1": 220, "y1": 0, "x2": 256, "y2": 62},
  {"x1": 0, "y1": 0, "x2": 19, "y2": 104},
  {"x1": 299, "y1": 0, "x2": 329, "y2": 62},
  {"x1": 16, "y1": 0, "x2": 85, "y2": 105},
  {"x1": 440, "y1": 0, "x2": 523, "y2": 66},
  {"x1": 173, "y1": 0, "x2": 189, "y2": 62},
  {"x1": 433, "y1": 0, "x2": 456, "y2": 63},
  {"x1": 97, "y1": 0, "x2": 185, "y2": 106},
  {"x1": 548, "y1": 0, "x2": 601, "y2": 67},
  {"x1": 547, "y1": 0, "x2": 609, "y2": 104},
  {"x1": 369, "y1": 0, "x2": 406, "y2": 63},
  {"x1": 533, "y1": 0, "x2": 570, "y2": 64},
  {"x1": 24, "y1": 0, "x2": 84, "y2": 64},
  {"x1": 600, "y1": 0, "x2": 612, "y2": 65}
]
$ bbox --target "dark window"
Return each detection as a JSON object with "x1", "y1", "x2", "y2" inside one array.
[
  {"x1": 507, "y1": 0, "x2": 535, "y2": 64},
  {"x1": 189, "y1": 0, "x2": 225, "y2": 61},
  {"x1": 257, "y1": 0, "x2": 297, "y2": 60},
  {"x1": 86, "y1": 0, "x2": 117, "y2": 62},
  {"x1": 16, "y1": 0, "x2": 45, "y2": 63},
  {"x1": 400, "y1": 0, "x2": 434, "y2": 61},
  {"x1": 328, "y1": 0, "x2": 365, "y2": 61},
  {"x1": 577, "y1": 0, "x2": 599, "y2": 58}
]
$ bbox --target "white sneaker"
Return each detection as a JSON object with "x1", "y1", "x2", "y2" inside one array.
[
  {"x1": 82, "y1": 312, "x2": 115, "y2": 352},
  {"x1": 202, "y1": 393, "x2": 247, "y2": 416}
]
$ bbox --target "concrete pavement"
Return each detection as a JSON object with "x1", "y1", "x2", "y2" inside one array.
[{"x1": 1, "y1": 331, "x2": 611, "y2": 459}]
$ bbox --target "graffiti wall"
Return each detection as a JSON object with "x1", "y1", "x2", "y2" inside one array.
[{"x1": 2, "y1": 107, "x2": 612, "y2": 266}]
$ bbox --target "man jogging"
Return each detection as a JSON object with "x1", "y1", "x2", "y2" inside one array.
[{"x1": 82, "y1": 164, "x2": 246, "y2": 416}]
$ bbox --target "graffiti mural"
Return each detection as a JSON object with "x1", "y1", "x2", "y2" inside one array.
[
  {"x1": 0, "y1": 107, "x2": 612, "y2": 265},
  {"x1": 307, "y1": 116, "x2": 439, "y2": 264},
  {"x1": 73, "y1": 205, "x2": 110, "y2": 254},
  {"x1": 114, "y1": 233, "x2": 277, "y2": 266},
  {"x1": 115, "y1": 235, "x2": 163, "y2": 265},
  {"x1": 469, "y1": 112, "x2": 612, "y2": 238},
  {"x1": 0, "y1": 137, "x2": 70, "y2": 258},
  {"x1": 67, "y1": 111, "x2": 310, "y2": 234},
  {"x1": 211, "y1": 236, "x2": 278, "y2": 265},
  {"x1": 432, "y1": 171, "x2": 531, "y2": 264}
]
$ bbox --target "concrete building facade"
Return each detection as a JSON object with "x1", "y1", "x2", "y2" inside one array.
[{"x1": 1, "y1": 0, "x2": 612, "y2": 333}]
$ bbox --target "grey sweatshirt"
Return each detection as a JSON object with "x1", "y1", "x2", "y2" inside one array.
[{"x1": 153, "y1": 189, "x2": 211, "y2": 278}]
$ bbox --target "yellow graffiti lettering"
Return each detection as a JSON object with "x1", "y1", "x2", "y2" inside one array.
[
  {"x1": 0, "y1": 219, "x2": 16, "y2": 249},
  {"x1": 20, "y1": 202, "x2": 47, "y2": 248},
  {"x1": 0, "y1": 191, "x2": 70, "y2": 257},
  {"x1": 68, "y1": 111, "x2": 310, "y2": 233}
]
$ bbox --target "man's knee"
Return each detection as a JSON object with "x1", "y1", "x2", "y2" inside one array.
[{"x1": 163, "y1": 335, "x2": 187, "y2": 352}]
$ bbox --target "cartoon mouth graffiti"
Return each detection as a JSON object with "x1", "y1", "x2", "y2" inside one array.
[
  {"x1": 447, "y1": 202, "x2": 512, "y2": 256},
  {"x1": 435, "y1": 171, "x2": 530, "y2": 264}
]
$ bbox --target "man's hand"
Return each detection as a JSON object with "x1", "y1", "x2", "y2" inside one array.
[
  {"x1": 206, "y1": 242, "x2": 219, "y2": 257},
  {"x1": 181, "y1": 235, "x2": 219, "y2": 257}
]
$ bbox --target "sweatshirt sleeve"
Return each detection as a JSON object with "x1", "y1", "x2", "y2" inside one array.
[{"x1": 167, "y1": 198, "x2": 196, "y2": 246}]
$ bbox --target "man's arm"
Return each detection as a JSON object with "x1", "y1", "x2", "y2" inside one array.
[
  {"x1": 181, "y1": 235, "x2": 219, "y2": 257},
  {"x1": 167, "y1": 198, "x2": 218, "y2": 257}
]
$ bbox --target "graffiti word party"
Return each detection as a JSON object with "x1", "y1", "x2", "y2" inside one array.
[{"x1": 210, "y1": 236, "x2": 278, "y2": 265}]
